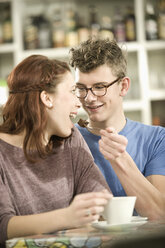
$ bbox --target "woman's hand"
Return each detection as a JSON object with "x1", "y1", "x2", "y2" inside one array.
[
  {"x1": 99, "y1": 127, "x2": 128, "y2": 161},
  {"x1": 66, "y1": 190, "x2": 112, "y2": 228}
]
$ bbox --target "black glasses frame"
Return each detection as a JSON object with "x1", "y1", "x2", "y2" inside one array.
[{"x1": 75, "y1": 77, "x2": 122, "y2": 99}]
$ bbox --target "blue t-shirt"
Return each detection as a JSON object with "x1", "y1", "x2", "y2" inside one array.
[{"x1": 76, "y1": 119, "x2": 165, "y2": 196}]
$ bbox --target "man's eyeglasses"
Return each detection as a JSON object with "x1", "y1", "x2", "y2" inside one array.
[{"x1": 75, "y1": 77, "x2": 122, "y2": 99}]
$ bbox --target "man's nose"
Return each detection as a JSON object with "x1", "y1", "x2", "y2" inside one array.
[{"x1": 85, "y1": 89, "x2": 97, "y2": 101}]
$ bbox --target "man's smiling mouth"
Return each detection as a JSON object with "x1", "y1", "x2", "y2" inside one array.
[{"x1": 86, "y1": 104, "x2": 104, "y2": 109}]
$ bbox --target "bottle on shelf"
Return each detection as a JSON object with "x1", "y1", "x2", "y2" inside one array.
[
  {"x1": 145, "y1": 1, "x2": 158, "y2": 40},
  {"x1": 51, "y1": 7, "x2": 65, "y2": 48},
  {"x1": 2, "y1": 3, "x2": 13, "y2": 43},
  {"x1": 65, "y1": 6, "x2": 78, "y2": 47},
  {"x1": 113, "y1": 8, "x2": 126, "y2": 42},
  {"x1": 36, "y1": 14, "x2": 52, "y2": 49},
  {"x1": 100, "y1": 16, "x2": 114, "y2": 40},
  {"x1": 88, "y1": 5, "x2": 100, "y2": 38},
  {"x1": 157, "y1": 0, "x2": 165, "y2": 40},
  {"x1": 0, "y1": 3, "x2": 3, "y2": 44},
  {"x1": 24, "y1": 16, "x2": 38, "y2": 50},
  {"x1": 0, "y1": 15, "x2": 3, "y2": 44},
  {"x1": 152, "y1": 116, "x2": 161, "y2": 126},
  {"x1": 125, "y1": 6, "x2": 136, "y2": 41},
  {"x1": 77, "y1": 15, "x2": 89, "y2": 44}
]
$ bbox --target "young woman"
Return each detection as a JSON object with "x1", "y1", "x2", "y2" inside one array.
[{"x1": 0, "y1": 55, "x2": 111, "y2": 247}]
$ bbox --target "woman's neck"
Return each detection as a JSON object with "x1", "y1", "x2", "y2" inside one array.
[{"x1": 0, "y1": 132, "x2": 25, "y2": 148}]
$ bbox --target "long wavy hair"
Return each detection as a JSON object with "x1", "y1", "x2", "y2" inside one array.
[{"x1": 0, "y1": 55, "x2": 71, "y2": 162}]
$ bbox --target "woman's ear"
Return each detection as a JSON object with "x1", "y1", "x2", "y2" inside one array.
[
  {"x1": 40, "y1": 91, "x2": 53, "y2": 108},
  {"x1": 119, "y1": 77, "x2": 130, "y2": 97}
]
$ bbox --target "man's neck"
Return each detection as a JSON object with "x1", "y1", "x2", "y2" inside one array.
[{"x1": 88, "y1": 113, "x2": 126, "y2": 135}]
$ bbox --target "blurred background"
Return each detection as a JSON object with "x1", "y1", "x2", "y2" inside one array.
[{"x1": 0, "y1": 0, "x2": 165, "y2": 126}]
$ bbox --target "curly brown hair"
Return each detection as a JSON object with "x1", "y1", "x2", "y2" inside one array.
[
  {"x1": 0, "y1": 55, "x2": 71, "y2": 162},
  {"x1": 69, "y1": 38, "x2": 127, "y2": 78}
]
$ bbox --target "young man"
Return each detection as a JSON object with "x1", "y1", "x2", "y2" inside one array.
[{"x1": 70, "y1": 38, "x2": 165, "y2": 220}]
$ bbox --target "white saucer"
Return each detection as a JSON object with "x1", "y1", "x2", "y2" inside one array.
[
  {"x1": 131, "y1": 216, "x2": 148, "y2": 222},
  {"x1": 92, "y1": 216, "x2": 148, "y2": 231}
]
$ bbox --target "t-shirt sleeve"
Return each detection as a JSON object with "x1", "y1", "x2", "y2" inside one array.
[
  {"x1": 144, "y1": 127, "x2": 165, "y2": 176},
  {"x1": 70, "y1": 126, "x2": 111, "y2": 194}
]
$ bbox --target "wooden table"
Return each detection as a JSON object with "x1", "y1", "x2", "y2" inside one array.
[{"x1": 6, "y1": 219, "x2": 165, "y2": 248}]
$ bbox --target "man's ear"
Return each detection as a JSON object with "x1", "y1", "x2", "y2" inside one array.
[
  {"x1": 119, "y1": 77, "x2": 130, "y2": 97},
  {"x1": 40, "y1": 91, "x2": 53, "y2": 108}
]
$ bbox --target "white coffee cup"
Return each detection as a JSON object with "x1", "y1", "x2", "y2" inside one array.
[{"x1": 102, "y1": 196, "x2": 137, "y2": 225}]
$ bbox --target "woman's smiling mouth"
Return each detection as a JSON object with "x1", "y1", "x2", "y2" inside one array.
[{"x1": 69, "y1": 112, "x2": 77, "y2": 120}]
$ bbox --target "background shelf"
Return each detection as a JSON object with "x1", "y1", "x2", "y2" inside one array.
[{"x1": 0, "y1": 0, "x2": 165, "y2": 126}]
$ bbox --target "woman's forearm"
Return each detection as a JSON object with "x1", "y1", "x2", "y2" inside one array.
[{"x1": 7, "y1": 208, "x2": 68, "y2": 239}]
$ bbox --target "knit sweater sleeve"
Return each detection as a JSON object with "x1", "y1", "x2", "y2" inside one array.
[
  {"x1": 0, "y1": 153, "x2": 16, "y2": 245},
  {"x1": 69, "y1": 126, "x2": 110, "y2": 195}
]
